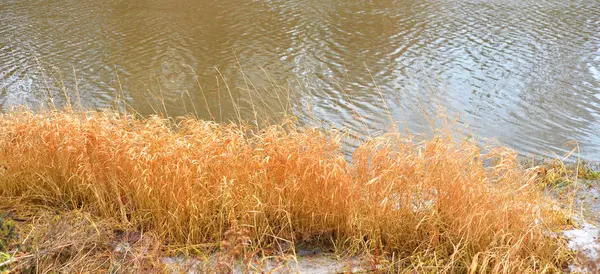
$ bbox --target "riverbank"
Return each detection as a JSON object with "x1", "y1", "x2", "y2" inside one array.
[{"x1": 0, "y1": 109, "x2": 591, "y2": 272}]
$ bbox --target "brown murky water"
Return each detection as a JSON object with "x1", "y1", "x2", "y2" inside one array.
[{"x1": 1, "y1": 0, "x2": 599, "y2": 159}]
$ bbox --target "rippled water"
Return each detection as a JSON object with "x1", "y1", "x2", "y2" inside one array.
[{"x1": 1, "y1": 0, "x2": 599, "y2": 159}]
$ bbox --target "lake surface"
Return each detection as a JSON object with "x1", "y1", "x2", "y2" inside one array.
[{"x1": 1, "y1": 0, "x2": 599, "y2": 160}]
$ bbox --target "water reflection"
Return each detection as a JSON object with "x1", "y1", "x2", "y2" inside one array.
[{"x1": 1, "y1": 0, "x2": 599, "y2": 160}]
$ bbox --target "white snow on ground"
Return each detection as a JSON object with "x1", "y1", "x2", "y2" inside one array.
[
  {"x1": 562, "y1": 220, "x2": 600, "y2": 273},
  {"x1": 557, "y1": 180, "x2": 600, "y2": 273},
  {"x1": 283, "y1": 255, "x2": 368, "y2": 273},
  {"x1": 161, "y1": 253, "x2": 373, "y2": 273},
  {"x1": 563, "y1": 222, "x2": 600, "y2": 260}
]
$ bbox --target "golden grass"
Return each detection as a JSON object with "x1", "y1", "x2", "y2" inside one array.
[{"x1": 0, "y1": 109, "x2": 571, "y2": 273}]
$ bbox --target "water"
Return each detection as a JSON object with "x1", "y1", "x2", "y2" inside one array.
[{"x1": 1, "y1": 0, "x2": 599, "y2": 160}]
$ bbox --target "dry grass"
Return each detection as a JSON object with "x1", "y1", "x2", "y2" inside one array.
[{"x1": 0, "y1": 109, "x2": 572, "y2": 273}]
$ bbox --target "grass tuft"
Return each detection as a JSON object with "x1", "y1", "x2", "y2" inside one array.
[{"x1": 0, "y1": 109, "x2": 572, "y2": 272}]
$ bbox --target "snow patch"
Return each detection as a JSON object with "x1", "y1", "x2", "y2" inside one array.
[
  {"x1": 563, "y1": 222, "x2": 600, "y2": 259},
  {"x1": 160, "y1": 253, "x2": 373, "y2": 273},
  {"x1": 563, "y1": 221, "x2": 600, "y2": 273}
]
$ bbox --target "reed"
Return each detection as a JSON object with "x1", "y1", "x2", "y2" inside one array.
[{"x1": 0, "y1": 109, "x2": 571, "y2": 272}]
